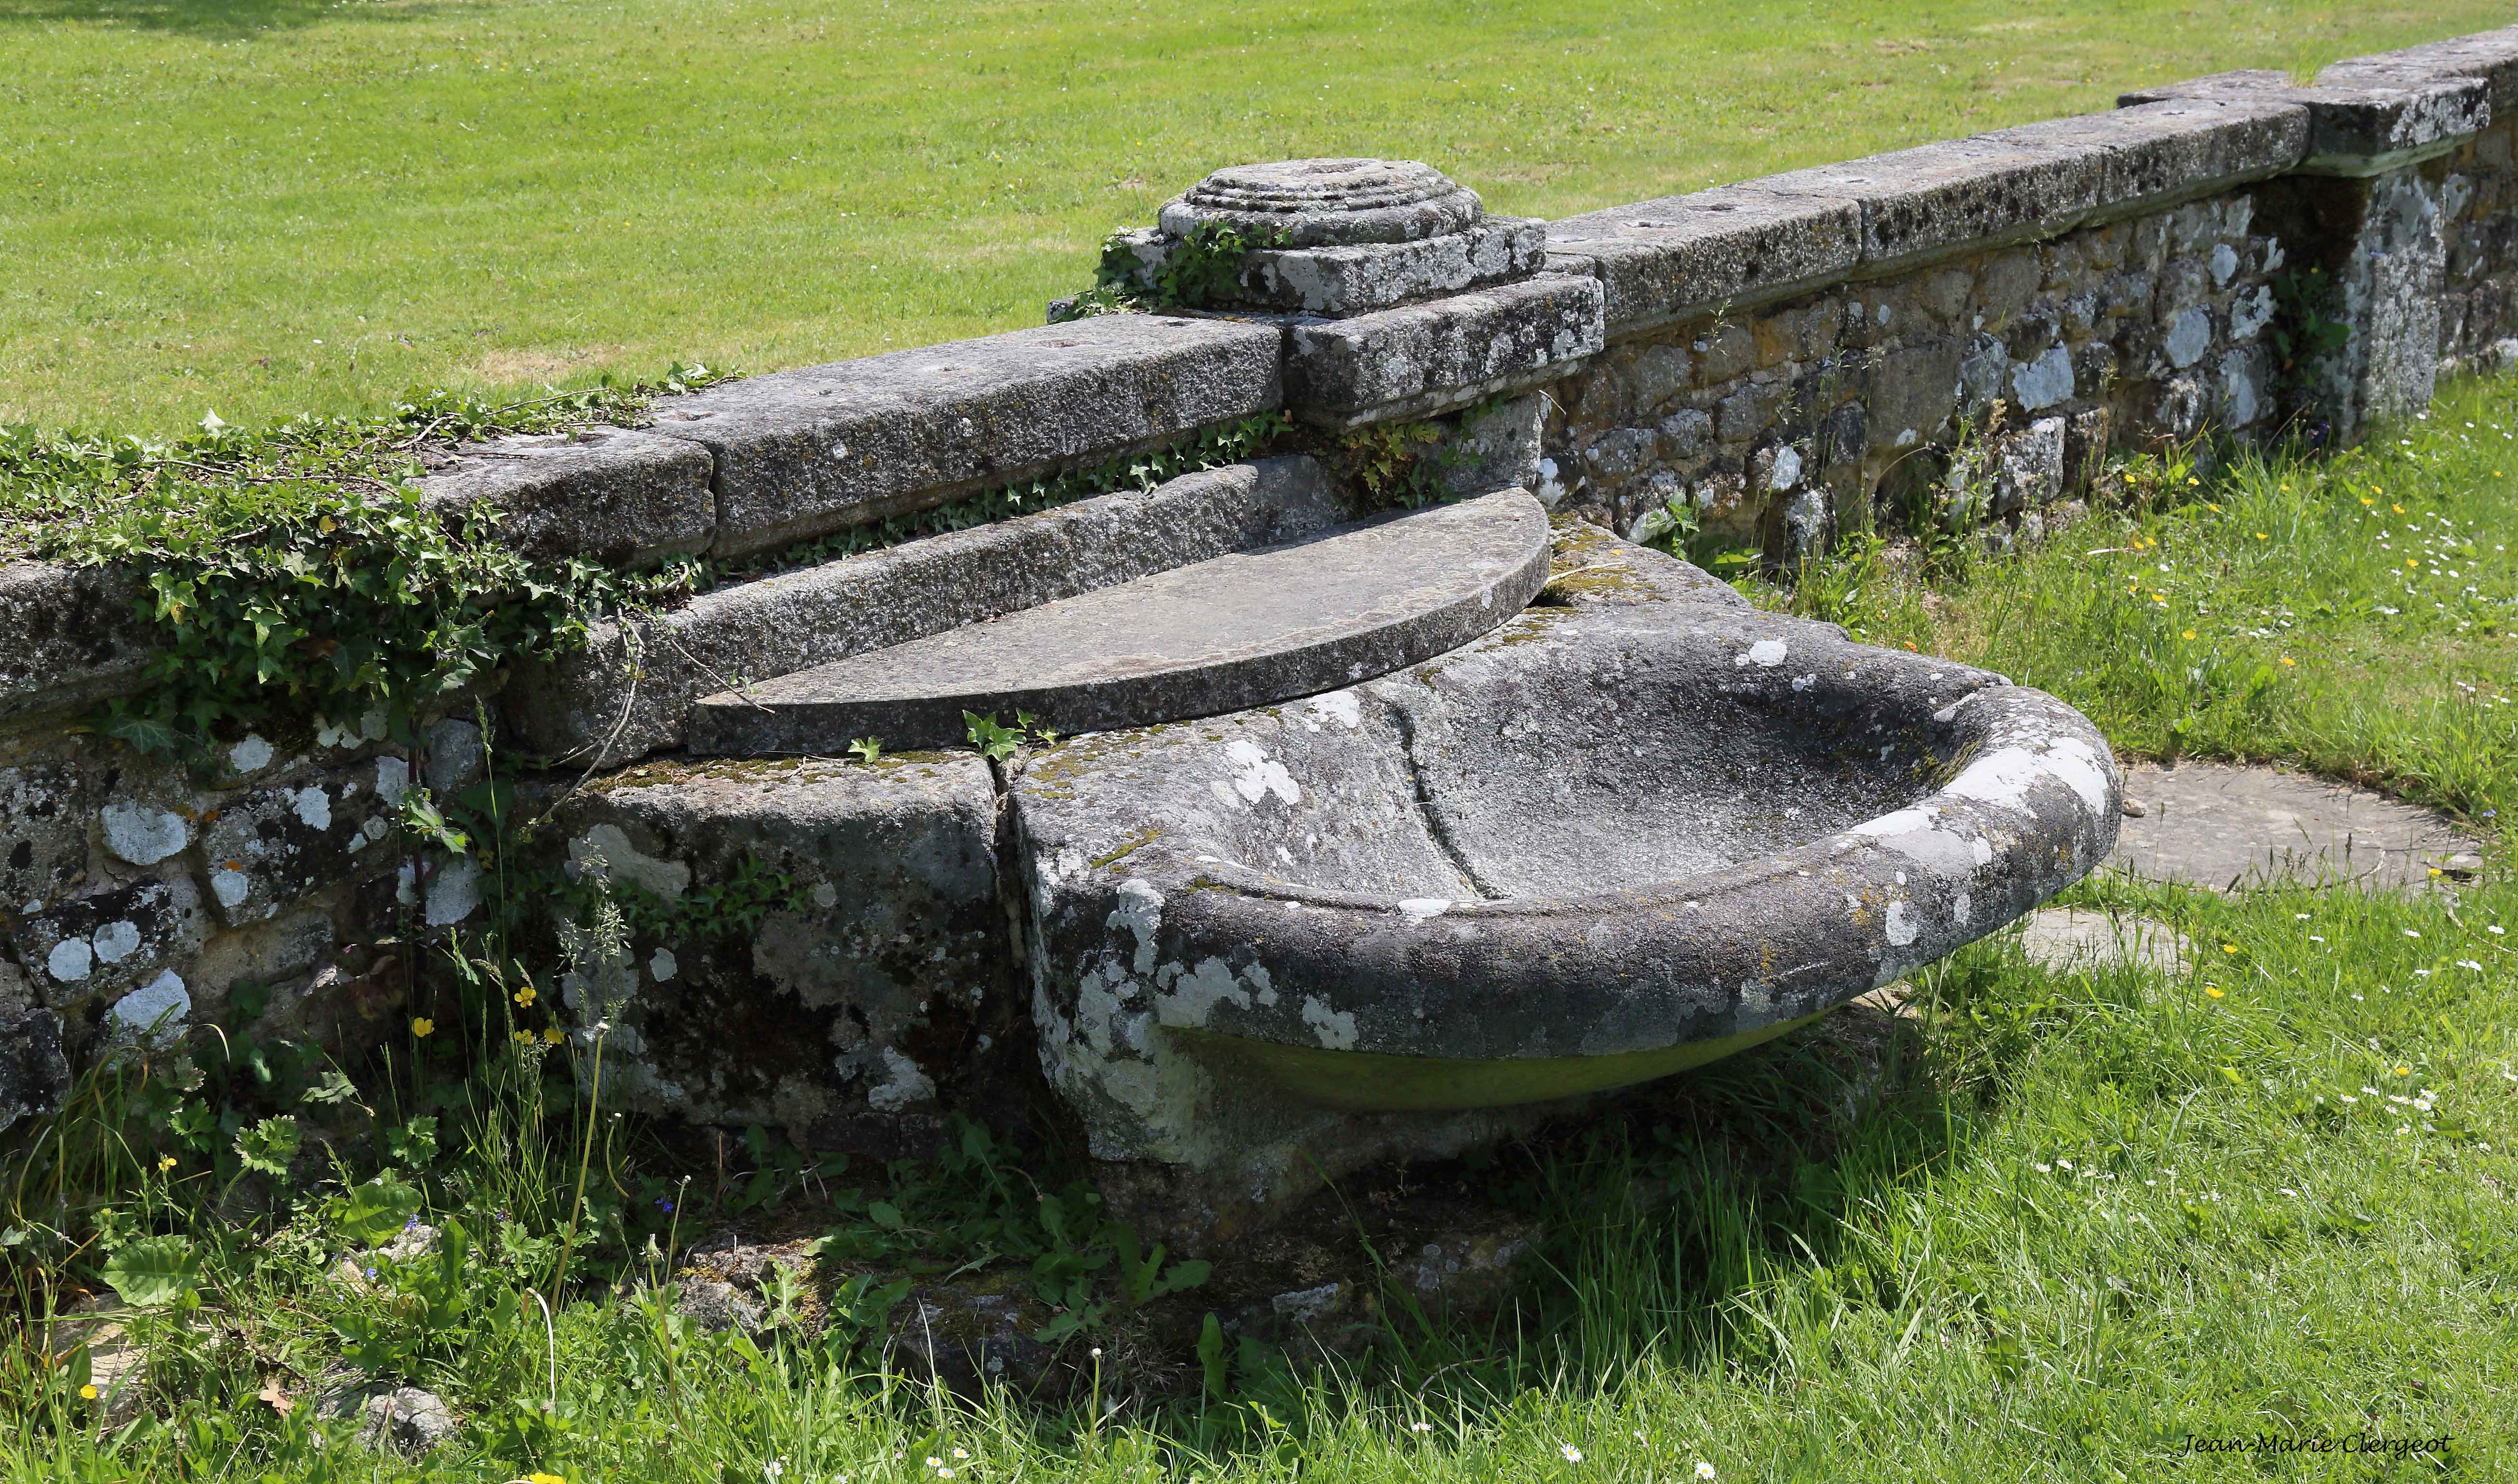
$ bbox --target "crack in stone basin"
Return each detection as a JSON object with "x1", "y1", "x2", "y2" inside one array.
[{"x1": 1016, "y1": 593, "x2": 2121, "y2": 1132}]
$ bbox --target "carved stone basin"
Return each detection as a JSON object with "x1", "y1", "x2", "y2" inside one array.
[{"x1": 1012, "y1": 545, "x2": 2119, "y2": 1230}]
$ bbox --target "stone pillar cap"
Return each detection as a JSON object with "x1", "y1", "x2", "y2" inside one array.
[{"x1": 1159, "y1": 158, "x2": 1483, "y2": 246}]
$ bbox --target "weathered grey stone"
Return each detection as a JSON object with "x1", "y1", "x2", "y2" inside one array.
[
  {"x1": 43, "y1": 1295, "x2": 145, "y2": 1428},
  {"x1": 1159, "y1": 158, "x2": 1481, "y2": 246},
  {"x1": 199, "y1": 765, "x2": 402, "y2": 927},
  {"x1": 1284, "y1": 275, "x2": 1604, "y2": 425},
  {"x1": 0, "y1": 562, "x2": 154, "y2": 727},
  {"x1": 546, "y1": 753, "x2": 1008, "y2": 1133},
  {"x1": 11, "y1": 874, "x2": 208, "y2": 1004},
  {"x1": 1016, "y1": 554, "x2": 2117, "y2": 1233},
  {"x1": 1541, "y1": 515, "x2": 1747, "y2": 609},
  {"x1": 1230, "y1": 218, "x2": 1546, "y2": 315},
  {"x1": 0, "y1": 1006, "x2": 70, "y2": 1134},
  {"x1": 2108, "y1": 761, "x2": 2483, "y2": 892},
  {"x1": 420, "y1": 426, "x2": 716, "y2": 565},
  {"x1": 2120, "y1": 72, "x2": 2487, "y2": 172},
  {"x1": 1758, "y1": 134, "x2": 2105, "y2": 270},
  {"x1": 1988, "y1": 417, "x2": 2066, "y2": 513},
  {"x1": 891, "y1": 1284, "x2": 1059, "y2": 1394},
  {"x1": 1546, "y1": 186, "x2": 1863, "y2": 336},
  {"x1": 323, "y1": 1384, "x2": 458, "y2": 1458},
  {"x1": 2319, "y1": 25, "x2": 2518, "y2": 115},
  {"x1": 507, "y1": 456, "x2": 1353, "y2": 766},
  {"x1": 2015, "y1": 908, "x2": 2193, "y2": 976},
  {"x1": 674, "y1": 1279, "x2": 765, "y2": 1336},
  {"x1": 1, "y1": 756, "x2": 94, "y2": 912},
  {"x1": 689, "y1": 490, "x2": 1551, "y2": 755},
  {"x1": 1986, "y1": 99, "x2": 2308, "y2": 212},
  {"x1": 650, "y1": 316, "x2": 1284, "y2": 559}
]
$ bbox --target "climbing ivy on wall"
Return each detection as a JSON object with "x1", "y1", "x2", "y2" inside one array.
[{"x1": 2, "y1": 371, "x2": 729, "y2": 757}]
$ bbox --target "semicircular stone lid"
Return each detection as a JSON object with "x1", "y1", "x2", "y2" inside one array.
[{"x1": 1158, "y1": 158, "x2": 1483, "y2": 246}]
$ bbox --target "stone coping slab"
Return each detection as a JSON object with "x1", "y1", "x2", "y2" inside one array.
[
  {"x1": 1545, "y1": 187, "x2": 1863, "y2": 337},
  {"x1": 506, "y1": 456, "x2": 1354, "y2": 767},
  {"x1": 646, "y1": 315, "x2": 1285, "y2": 560},
  {"x1": 1755, "y1": 133, "x2": 2105, "y2": 272},
  {"x1": 419, "y1": 427, "x2": 715, "y2": 566},
  {"x1": 2320, "y1": 25, "x2": 2518, "y2": 114},
  {"x1": 1283, "y1": 276, "x2": 1604, "y2": 426},
  {"x1": 687, "y1": 488, "x2": 1552, "y2": 755},
  {"x1": 2107, "y1": 760, "x2": 2485, "y2": 892},
  {"x1": 2119, "y1": 70, "x2": 2488, "y2": 173}
]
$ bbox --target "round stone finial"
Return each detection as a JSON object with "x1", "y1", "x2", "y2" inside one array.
[{"x1": 1159, "y1": 158, "x2": 1482, "y2": 247}]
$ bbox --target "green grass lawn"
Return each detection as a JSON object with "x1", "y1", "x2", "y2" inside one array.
[
  {"x1": 7, "y1": 384, "x2": 2516, "y2": 1482},
  {"x1": 0, "y1": 0, "x2": 2510, "y2": 435}
]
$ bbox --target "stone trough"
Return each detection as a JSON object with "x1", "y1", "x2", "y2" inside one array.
[{"x1": 1011, "y1": 547, "x2": 2118, "y2": 1232}]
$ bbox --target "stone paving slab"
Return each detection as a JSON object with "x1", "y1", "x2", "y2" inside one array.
[
  {"x1": 687, "y1": 489, "x2": 1551, "y2": 755},
  {"x1": 2017, "y1": 907, "x2": 2194, "y2": 975},
  {"x1": 2107, "y1": 760, "x2": 2486, "y2": 892}
]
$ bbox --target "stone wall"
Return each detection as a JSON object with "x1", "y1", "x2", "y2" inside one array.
[{"x1": 8, "y1": 26, "x2": 2518, "y2": 1147}]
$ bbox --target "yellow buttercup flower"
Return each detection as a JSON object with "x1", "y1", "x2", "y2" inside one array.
[
  {"x1": 80, "y1": 1385, "x2": 98, "y2": 1400},
  {"x1": 411, "y1": 1017, "x2": 435, "y2": 1038},
  {"x1": 2391, "y1": 503, "x2": 2404, "y2": 514},
  {"x1": 158, "y1": 1155, "x2": 177, "y2": 1173},
  {"x1": 514, "y1": 986, "x2": 537, "y2": 1007},
  {"x1": 2222, "y1": 943, "x2": 2239, "y2": 954},
  {"x1": 2279, "y1": 656, "x2": 2295, "y2": 667},
  {"x1": 512, "y1": 1030, "x2": 534, "y2": 1045},
  {"x1": 2205, "y1": 986, "x2": 2225, "y2": 999},
  {"x1": 543, "y1": 1026, "x2": 566, "y2": 1045},
  {"x1": 2182, "y1": 630, "x2": 2197, "y2": 640}
]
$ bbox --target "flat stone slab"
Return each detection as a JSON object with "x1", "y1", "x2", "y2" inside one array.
[
  {"x1": 2108, "y1": 761, "x2": 2485, "y2": 892},
  {"x1": 2016, "y1": 907, "x2": 2193, "y2": 975},
  {"x1": 688, "y1": 489, "x2": 1551, "y2": 755}
]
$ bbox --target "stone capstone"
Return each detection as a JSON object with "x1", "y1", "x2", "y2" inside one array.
[
  {"x1": 688, "y1": 489, "x2": 1551, "y2": 756},
  {"x1": 1161, "y1": 159, "x2": 1482, "y2": 246},
  {"x1": 0, "y1": 562, "x2": 153, "y2": 727}
]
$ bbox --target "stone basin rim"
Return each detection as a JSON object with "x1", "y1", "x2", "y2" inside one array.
[{"x1": 1071, "y1": 670, "x2": 2119, "y2": 1086}]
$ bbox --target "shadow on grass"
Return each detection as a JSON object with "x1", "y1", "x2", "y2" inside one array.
[{"x1": 0, "y1": 0, "x2": 458, "y2": 36}]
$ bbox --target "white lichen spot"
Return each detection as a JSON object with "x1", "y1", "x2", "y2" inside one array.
[
  {"x1": 227, "y1": 735, "x2": 275, "y2": 774},
  {"x1": 1111, "y1": 877, "x2": 1165, "y2": 974},
  {"x1": 90, "y1": 920, "x2": 142, "y2": 965},
  {"x1": 1953, "y1": 892, "x2": 1972, "y2": 926},
  {"x1": 568, "y1": 824, "x2": 691, "y2": 899},
  {"x1": 1225, "y1": 739, "x2": 1301, "y2": 806},
  {"x1": 1306, "y1": 691, "x2": 1362, "y2": 730},
  {"x1": 212, "y1": 868, "x2": 252, "y2": 911},
  {"x1": 373, "y1": 755, "x2": 411, "y2": 806},
  {"x1": 812, "y1": 882, "x2": 839, "y2": 909},
  {"x1": 649, "y1": 947, "x2": 679, "y2": 983},
  {"x1": 426, "y1": 856, "x2": 481, "y2": 927},
  {"x1": 291, "y1": 786, "x2": 332, "y2": 831},
  {"x1": 1300, "y1": 995, "x2": 1359, "y2": 1050},
  {"x1": 1972, "y1": 836, "x2": 1994, "y2": 867},
  {"x1": 1884, "y1": 900, "x2": 1921, "y2": 947},
  {"x1": 1162, "y1": 956, "x2": 1250, "y2": 1027},
  {"x1": 866, "y1": 1047, "x2": 937, "y2": 1112},
  {"x1": 111, "y1": 970, "x2": 191, "y2": 1047},
  {"x1": 1737, "y1": 639, "x2": 1788, "y2": 668},
  {"x1": 1767, "y1": 446, "x2": 1804, "y2": 491},
  {"x1": 1790, "y1": 673, "x2": 1816, "y2": 692},
  {"x1": 100, "y1": 802, "x2": 190, "y2": 866},
  {"x1": 46, "y1": 938, "x2": 94, "y2": 982},
  {"x1": 1397, "y1": 898, "x2": 1451, "y2": 921}
]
